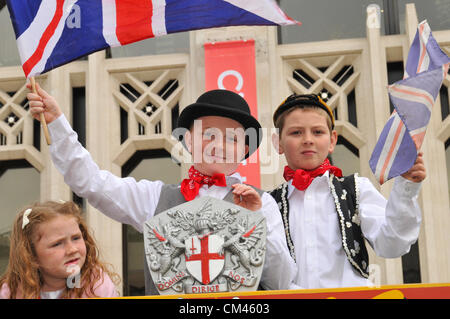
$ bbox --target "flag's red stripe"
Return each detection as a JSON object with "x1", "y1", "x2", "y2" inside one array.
[
  {"x1": 411, "y1": 131, "x2": 425, "y2": 149},
  {"x1": 115, "y1": 0, "x2": 154, "y2": 45},
  {"x1": 390, "y1": 85, "x2": 434, "y2": 107},
  {"x1": 417, "y1": 23, "x2": 427, "y2": 74},
  {"x1": 22, "y1": 0, "x2": 65, "y2": 77},
  {"x1": 379, "y1": 120, "x2": 404, "y2": 184}
]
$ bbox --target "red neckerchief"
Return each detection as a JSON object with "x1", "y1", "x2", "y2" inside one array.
[
  {"x1": 283, "y1": 159, "x2": 343, "y2": 191},
  {"x1": 180, "y1": 166, "x2": 227, "y2": 201}
]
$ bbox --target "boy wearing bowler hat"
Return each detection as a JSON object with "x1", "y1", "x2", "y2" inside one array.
[{"x1": 28, "y1": 84, "x2": 298, "y2": 294}]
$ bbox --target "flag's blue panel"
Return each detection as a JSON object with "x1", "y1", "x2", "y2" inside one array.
[
  {"x1": 44, "y1": 0, "x2": 108, "y2": 74},
  {"x1": 6, "y1": 0, "x2": 43, "y2": 38},
  {"x1": 164, "y1": 0, "x2": 276, "y2": 34}
]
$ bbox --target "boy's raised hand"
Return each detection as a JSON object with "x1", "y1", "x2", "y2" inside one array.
[
  {"x1": 231, "y1": 184, "x2": 262, "y2": 212},
  {"x1": 401, "y1": 152, "x2": 426, "y2": 183},
  {"x1": 27, "y1": 82, "x2": 62, "y2": 124}
]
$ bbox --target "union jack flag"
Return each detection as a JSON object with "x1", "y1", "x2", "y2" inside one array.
[
  {"x1": 369, "y1": 20, "x2": 449, "y2": 184},
  {"x1": 6, "y1": 0, "x2": 299, "y2": 78}
]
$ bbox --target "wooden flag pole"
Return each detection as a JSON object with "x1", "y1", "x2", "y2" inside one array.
[{"x1": 30, "y1": 77, "x2": 51, "y2": 145}]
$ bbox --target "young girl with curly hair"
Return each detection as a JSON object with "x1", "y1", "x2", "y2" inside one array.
[{"x1": 0, "y1": 201, "x2": 120, "y2": 298}]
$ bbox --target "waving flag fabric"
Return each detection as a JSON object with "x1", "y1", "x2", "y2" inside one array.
[
  {"x1": 369, "y1": 20, "x2": 449, "y2": 184},
  {"x1": 6, "y1": 0, "x2": 299, "y2": 78}
]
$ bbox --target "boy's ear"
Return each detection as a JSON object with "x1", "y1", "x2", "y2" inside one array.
[
  {"x1": 242, "y1": 144, "x2": 249, "y2": 161},
  {"x1": 328, "y1": 130, "x2": 338, "y2": 154},
  {"x1": 271, "y1": 132, "x2": 283, "y2": 154},
  {"x1": 184, "y1": 130, "x2": 192, "y2": 153}
]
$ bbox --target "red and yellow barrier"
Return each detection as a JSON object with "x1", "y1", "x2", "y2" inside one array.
[{"x1": 123, "y1": 283, "x2": 450, "y2": 299}]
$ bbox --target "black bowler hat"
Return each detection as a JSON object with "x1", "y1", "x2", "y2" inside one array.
[{"x1": 175, "y1": 89, "x2": 262, "y2": 159}]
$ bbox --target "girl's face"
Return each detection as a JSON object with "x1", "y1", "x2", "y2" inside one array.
[{"x1": 33, "y1": 215, "x2": 86, "y2": 290}]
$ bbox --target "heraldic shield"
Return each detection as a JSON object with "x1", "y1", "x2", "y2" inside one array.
[{"x1": 143, "y1": 196, "x2": 267, "y2": 295}]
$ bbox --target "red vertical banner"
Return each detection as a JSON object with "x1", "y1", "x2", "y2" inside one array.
[{"x1": 204, "y1": 40, "x2": 260, "y2": 188}]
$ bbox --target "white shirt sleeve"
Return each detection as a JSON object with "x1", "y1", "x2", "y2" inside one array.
[
  {"x1": 259, "y1": 192, "x2": 298, "y2": 290},
  {"x1": 48, "y1": 114, "x2": 163, "y2": 232},
  {"x1": 359, "y1": 176, "x2": 422, "y2": 258}
]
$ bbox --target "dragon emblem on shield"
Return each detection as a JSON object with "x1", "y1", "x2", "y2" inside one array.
[{"x1": 143, "y1": 196, "x2": 266, "y2": 295}]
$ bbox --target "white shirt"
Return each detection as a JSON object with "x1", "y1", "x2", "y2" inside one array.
[
  {"x1": 48, "y1": 114, "x2": 298, "y2": 291},
  {"x1": 287, "y1": 171, "x2": 422, "y2": 289}
]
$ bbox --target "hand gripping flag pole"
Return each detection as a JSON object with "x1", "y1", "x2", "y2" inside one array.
[
  {"x1": 30, "y1": 77, "x2": 51, "y2": 145},
  {"x1": 369, "y1": 20, "x2": 450, "y2": 184}
]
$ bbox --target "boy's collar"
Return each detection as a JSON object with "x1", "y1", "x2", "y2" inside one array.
[
  {"x1": 287, "y1": 171, "x2": 330, "y2": 198},
  {"x1": 179, "y1": 171, "x2": 244, "y2": 188}
]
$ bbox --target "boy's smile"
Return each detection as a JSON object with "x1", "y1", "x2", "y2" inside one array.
[{"x1": 278, "y1": 108, "x2": 337, "y2": 171}]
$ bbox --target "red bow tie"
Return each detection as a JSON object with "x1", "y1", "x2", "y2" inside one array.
[
  {"x1": 283, "y1": 159, "x2": 342, "y2": 191},
  {"x1": 180, "y1": 166, "x2": 227, "y2": 201}
]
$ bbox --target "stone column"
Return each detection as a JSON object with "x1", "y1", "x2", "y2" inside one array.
[{"x1": 86, "y1": 51, "x2": 123, "y2": 294}]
